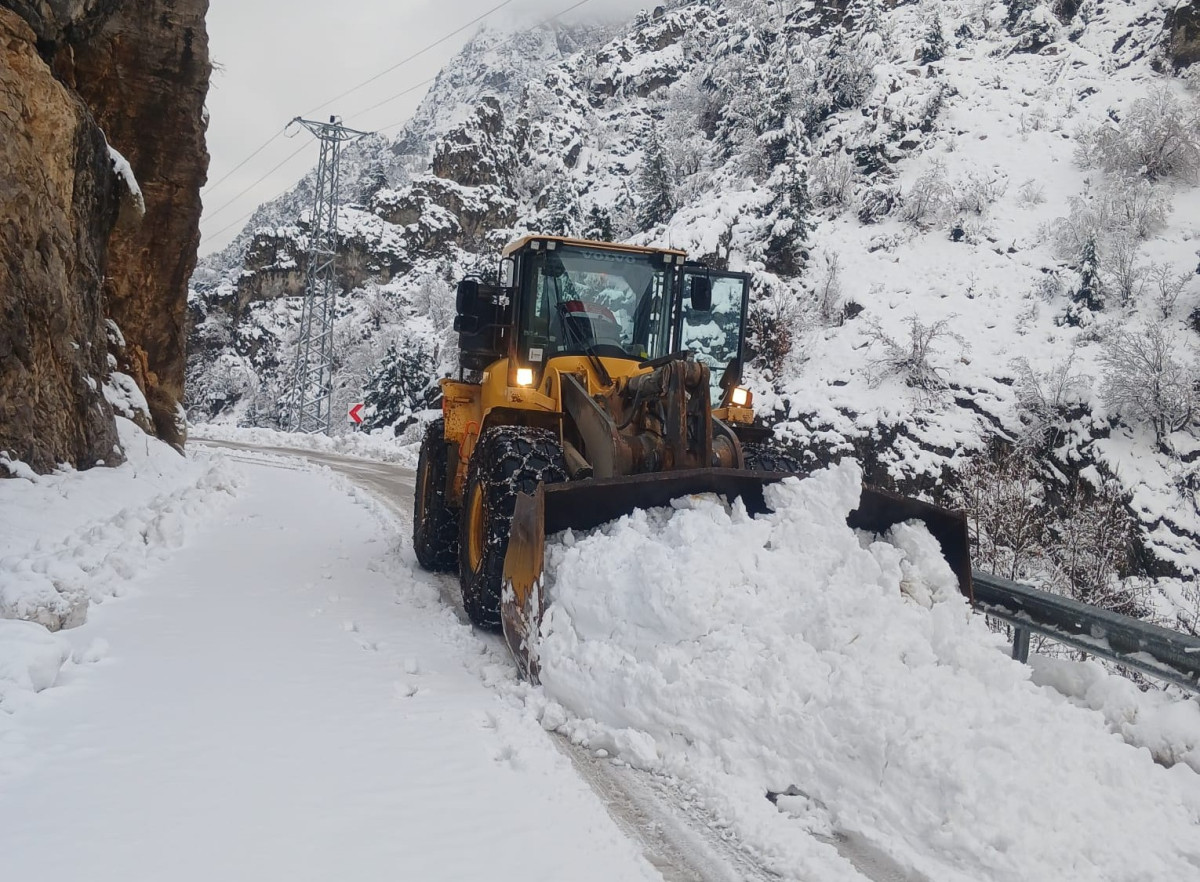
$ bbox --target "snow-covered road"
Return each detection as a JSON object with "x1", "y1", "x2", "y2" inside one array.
[{"x1": 0, "y1": 448, "x2": 664, "y2": 881}]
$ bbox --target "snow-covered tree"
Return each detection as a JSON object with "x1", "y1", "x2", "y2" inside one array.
[
  {"x1": 542, "y1": 182, "x2": 580, "y2": 237},
  {"x1": 1099, "y1": 320, "x2": 1196, "y2": 447},
  {"x1": 584, "y1": 204, "x2": 615, "y2": 242},
  {"x1": 762, "y1": 163, "x2": 813, "y2": 276},
  {"x1": 1063, "y1": 237, "x2": 1103, "y2": 326},
  {"x1": 636, "y1": 122, "x2": 674, "y2": 231},
  {"x1": 918, "y1": 6, "x2": 947, "y2": 64},
  {"x1": 362, "y1": 339, "x2": 435, "y2": 433}
]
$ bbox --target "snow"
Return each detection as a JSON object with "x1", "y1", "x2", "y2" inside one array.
[
  {"x1": 0, "y1": 419, "x2": 237, "y2": 629},
  {"x1": 190, "y1": 420, "x2": 423, "y2": 468},
  {"x1": 3, "y1": 437, "x2": 1200, "y2": 880},
  {"x1": 0, "y1": 620, "x2": 70, "y2": 711},
  {"x1": 0, "y1": 446, "x2": 661, "y2": 881},
  {"x1": 530, "y1": 461, "x2": 1200, "y2": 882},
  {"x1": 107, "y1": 144, "x2": 145, "y2": 216}
]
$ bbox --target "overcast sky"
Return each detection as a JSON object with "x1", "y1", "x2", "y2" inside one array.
[{"x1": 200, "y1": 0, "x2": 652, "y2": 254}]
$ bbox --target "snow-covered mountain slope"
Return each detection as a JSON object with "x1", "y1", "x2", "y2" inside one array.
[{"x1": 187, "y1": 0, "x2": 1200, "y2": 629}]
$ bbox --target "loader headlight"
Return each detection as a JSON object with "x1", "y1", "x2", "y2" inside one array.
[
  {"x1": 515, "y1": 367, "x2": 535, "y2": 387},
  {"x1": 731, "y1": 386, "x2": 751, "y2": 407}
]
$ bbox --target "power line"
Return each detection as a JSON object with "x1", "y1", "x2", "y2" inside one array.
[
  {"x1": 202, "y1": 127, "x2": 285, "y2": 196},
  {"x1": 353, "y1": 0, "x2": 598, "y2": 130},
  {"x1": 201, "y1": 0, "x2": 600, "y2": 245},
  {"x1": 202, "y1": 2, "x2": 516, "y2": 200},
  {"x1": 201, "y1": 137, "x2": 312, "y2": 226},
  {"x1": 347, "y1": 77, "x2": 437, "y2": 125},
  {"x1": 303, "y1": 0, "x2": 516, "y2": 118}
]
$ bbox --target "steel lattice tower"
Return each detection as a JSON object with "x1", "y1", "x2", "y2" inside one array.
[{"x1": 287, "y1": 116, "x2": 369, "y2": 434}]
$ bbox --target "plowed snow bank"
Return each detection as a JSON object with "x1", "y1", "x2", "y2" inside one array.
[{"x1": 534, "y1": 462, "x2": 1200, "y2": 882}]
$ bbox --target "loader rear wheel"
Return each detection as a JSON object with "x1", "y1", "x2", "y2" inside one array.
[
  {"x1": 742, "y1": 442, "x2": 803, "y2": 474},
  {"x1": 413, "y1": 419, "x2": 458, "y2": 572},
  {"x1": 459, "y1": 426, "x2": 566, "y2": 630}
]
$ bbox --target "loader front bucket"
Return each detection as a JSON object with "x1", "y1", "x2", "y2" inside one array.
[{"x1": 501, "y1": 469, "x2": 972, "y2": 683}]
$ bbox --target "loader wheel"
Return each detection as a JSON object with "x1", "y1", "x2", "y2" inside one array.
[
  {"x1": 459, "y1": 426, "x2": 566, "y2": 630},
  {"x1": 742, "y1": 442, "x2": 803, "y2": 475},
  {"x1": 413, "y1": 418, "x2": 458, "y2": 572}
]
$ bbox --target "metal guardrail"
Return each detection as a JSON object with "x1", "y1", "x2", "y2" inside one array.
[{"x1": 971, "y1": 571, "x2": 1200, "y2": 694}]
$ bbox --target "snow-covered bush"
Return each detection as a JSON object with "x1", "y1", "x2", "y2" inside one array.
[
  {"x1": 1099, "y1": 320, "x2": 1197, "y2": 446},
  {"x1": 1012, "y1": 354, "x2": 1092, "y2": 453},
  {"x1": 866, "y1": 315, "x2": 964, "y2": 391},
  {"x1": 1078, "y1": 88, "x2": 1200, "y2": 183},
  {"x1": 809, "y1": 152, "x2": 856, "y2": 207},
  {"x1": 1100, "y1": 232, "x2": 1147, "y2": 308},
  {"x1": 899, "y1": 161, "x2": 952, "y2": 227},
  {"x1": 1045, "y1": 478, "x2": 1138, "y2": 614},
  {"x1": 1146, "y1": 263, "x2": 1193, "y2": 319},
  {"x1": 953, "y1": 170, "x2": 1008, "y2": 215},
  {"x1": 812, "y1": 251, "x2": 843, "y2": 324},
  {"x1": 950, "y1": 447, "x2": 1049, "y2": 583}
]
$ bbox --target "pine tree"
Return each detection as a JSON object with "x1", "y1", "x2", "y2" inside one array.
[
  {"x1": 918, "y1": 8, "x2": 947, "y2": 64},
  {"x1": 1064, "y1": 237, "x2": 1103, "y2": 325},
  {"x1": 635, "y1": 123, "x2": 675, "y2": 231},
  {"x1": 584, "y1": 204, "x2": 615, "y2": 242},
  {"x1": 763, "y1": 163, "x2": 813, "y2": 276},
  {"x1": 542, "y1": 183, "x2": 578, "y2": 237},
  {"x1": 362, "y1": 339, "x2": 433, "y2": 433}
]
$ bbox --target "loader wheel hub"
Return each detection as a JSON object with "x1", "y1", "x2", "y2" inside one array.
[{"x1": 467, "y1": 486, "x2": 486, "y2": 573}]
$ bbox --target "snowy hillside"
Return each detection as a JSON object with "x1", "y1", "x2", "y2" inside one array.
[{"x1": 188, "y1": 0, "x2": 1200, "y2": 634}]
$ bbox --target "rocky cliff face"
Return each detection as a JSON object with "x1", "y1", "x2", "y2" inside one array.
[
  {"x1": 0, "y1": 7, "x2": 120, "y2": 472},
  {"x1": 0, "y1": 0, "x2": 210, "y2": 471},
  {"x1": 71, "y1": 0, "x2": 210, "y2": 449}
]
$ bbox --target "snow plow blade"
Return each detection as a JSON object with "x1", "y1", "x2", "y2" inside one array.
[{"x1": 501, "y1": 469, "x2": 972, "y2": 683}]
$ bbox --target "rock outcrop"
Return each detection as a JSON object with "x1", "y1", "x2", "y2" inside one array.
[
  {"x1": 0, "y1": 7, "x2": 121, "y2": 472},
  {"x1": 0, "y1": 0, "x2": 210, "y2": 471}
]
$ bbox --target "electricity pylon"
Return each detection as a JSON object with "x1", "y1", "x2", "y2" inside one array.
[{"x1": 286, "y1": 116, "x2": 370, "y2": 434}]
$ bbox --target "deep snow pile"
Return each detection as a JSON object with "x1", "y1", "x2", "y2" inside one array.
[
  {"x1": 532, "y1": 463, "x2": 1200, "y2": 882},
  {"x1": 0, "y1": 418, "x2": 238, "y2": 639}
]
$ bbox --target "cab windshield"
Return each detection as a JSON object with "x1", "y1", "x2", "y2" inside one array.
[{"x1": 518, "y1": 245, "x2": 673, "y2": 364}]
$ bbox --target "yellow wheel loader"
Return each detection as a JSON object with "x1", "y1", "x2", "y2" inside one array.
[{"x1": 413, "y1": 236, "x2": 972, "y2": 681}]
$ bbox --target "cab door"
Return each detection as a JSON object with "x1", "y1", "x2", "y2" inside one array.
[{"x1": 676, "y1": 269, "x2": 752, "y2": 403}]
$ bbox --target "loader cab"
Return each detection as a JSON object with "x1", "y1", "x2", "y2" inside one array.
[
  {"x1": 453, "y1": 237, "x2": 752, "y2": 404},
  {"x1": 512, "y1": 239, "x2": 679, "y2": 370}
]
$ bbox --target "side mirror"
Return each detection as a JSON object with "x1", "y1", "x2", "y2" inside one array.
[
  {"x1": 456, "y1": 279, "x2": 479, "y2": 314},
  {"x1": 453, "y1": 314, "x2": 481, "y2": 334},
  {"x1": 690, "y1": 276, "x2": 713, "y2": 312},
  {"x1": 500, "y1": 258, "x2": 515, "y2": 289}
]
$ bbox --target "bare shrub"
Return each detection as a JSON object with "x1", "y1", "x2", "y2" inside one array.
[
  {"x1": 813, "y1": 251, "x2": 843, "y2": 324},
  {"x1": 1045, "y1": 478, "x2": 1138, "y2": 613},
  {"x1": 746, "y1": 280, "x2": 810, "y2": 377},
  {"x1": 953, "y1": 170, "x2": 1008, "y2": 215},
  {"x1": 1012, "y1": 354, "x2": 1092, "y2": 451},
  {"x1": 1100, "y1": 232, "x2": 1147, "y2": 308},
  {"x1": 1100, "y1": 320, "x2": 1197, "y2": 446},
  {"x1": 810, "y1": 152, "x2": 856, "y2": 207},
  {"x1": 899, "y1": 160, "x2": 952, "y2": 227},
  {"x1": 948, "y1": 448, "x2": 1048, "y2": 582},
  {"x1": 866, "y1": 315, "x2": 965, "y2": 391},
  {"x1": 1051, "y1": 178, "x2": 1168, "y2": 259},
  {"x1": 1146, "y1": 263, "x2": 1192, "y2": 318},
  {"x1": 1078, "y1": 88, "x2": 1200, "y2": 183},
  {"x1": 1017, "y1": 178, "x2": 1046, "y2": 206}
]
